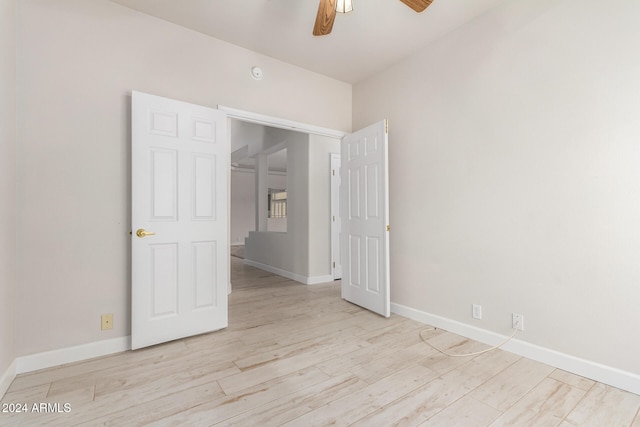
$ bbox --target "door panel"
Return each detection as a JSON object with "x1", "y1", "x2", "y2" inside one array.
[
  {"x1": 192, "y1": 154, "x2": 216, "y2": 219},
  {"x1": 193, "y1": 241, "x2": 217, "y2": 308},
  {"x1": 151, "y1": 149, "x2": 178, "y2": 220},
  {"x1": 367, "y1": 237, "x2": 380, "y2": 293},
  {"x1": 341, "y1": 120, "x2": 390, "y2": 317},
  {"x1": 132, "y1": 91, "x2": 228, "y2": 350},
  {"x1": 150, "y1": 243, "x2": 179, "y2": 317}
]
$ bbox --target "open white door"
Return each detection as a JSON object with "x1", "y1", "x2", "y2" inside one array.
[
  {"x1": 131, "y1": 91, "x2": 228, "y2": 349},
  {"x1": 341, "y1": 120, "x2": 390, "y2": 317}
]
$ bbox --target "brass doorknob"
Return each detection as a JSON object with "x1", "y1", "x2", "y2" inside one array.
[{"x1": 136, "y1": 228, "x2": 156, "y2": 238}]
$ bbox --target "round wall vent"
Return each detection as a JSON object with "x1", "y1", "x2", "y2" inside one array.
[{"x1": 251, "y1": 66, "x2": 263, "y2": 80}]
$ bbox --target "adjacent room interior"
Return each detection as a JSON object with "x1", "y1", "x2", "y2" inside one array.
[{"x1": 229, "y1": 118, "x2": 342, "y2": 286}]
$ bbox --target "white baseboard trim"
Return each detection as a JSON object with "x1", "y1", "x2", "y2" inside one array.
[
  {"x1": 391, "y1": 302, "x2": 640, "y2": 396},
  {"x1": 306, "y1": 274, "x2": 333, "y2": 285},
  {"x1": 0, "y1": 359, "x2": 16, "y2": 399},
  {"x1": 306, "y1": 274, "x2": 335, "y2": 285},
  {"x1": 15, "y1": 336, "x2": 130, "y2": 375},
  {"x1": 244, "y1": 259, "x2": 333, "y2": 285}
]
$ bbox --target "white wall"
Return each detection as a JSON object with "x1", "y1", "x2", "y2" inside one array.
[
  {"x1": 245, "y1": 133, "x2": 311, "y2": 279},
  {"x1": 0, "y1": 0, "x2": 17, "y2": 393},
  {"x1": 15, "y1": 0, "x2": 351, "y2": 357},
  {"x1": 245, "y1": 133, "x2": 340, "y2": 284},
  {"x1": 230, "y1": 170, "x2": 255, "y2": 245},
  {"x1": 354, "y1": 0, "x2": 640, "y2": 375},
  {"x1": 230, "y1": 169, "x2": 286, "y2": 245}
]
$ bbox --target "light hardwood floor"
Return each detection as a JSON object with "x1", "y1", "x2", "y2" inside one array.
[{"x1": 2, "y1": 257, "x2": 639, "y2": 426}]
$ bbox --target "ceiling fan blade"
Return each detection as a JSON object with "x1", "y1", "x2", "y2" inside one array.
[
  {"x1": 313, "y1": 0, "x2": 337, "y2": 36},
  {"x1": 399, "y1": 0, "x2": 434, "y2": 13}
]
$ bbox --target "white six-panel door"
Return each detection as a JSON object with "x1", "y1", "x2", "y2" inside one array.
[
  {"x1": 131, "y1": 91, "x2": 228, "y2": 350},
  {"x1": 341, "y1": 120, "x2": 390, "y2": 317}
]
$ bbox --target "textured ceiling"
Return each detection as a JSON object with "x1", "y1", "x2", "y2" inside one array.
[{"x1": 110, "y1": 0, "x2": 507, "y2": 84}]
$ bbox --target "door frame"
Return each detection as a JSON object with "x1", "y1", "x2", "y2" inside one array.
[
  {"x1": 218, "y1": 106, "x2": 346, "y2": 140},
  {"x1": 330, "y1": 153, "x2": 342, "y2": 280},
  {"x1": 221, "y1": 107, "x2": 390, "y2": 317},
  {"x1": 220, "y1": 106, "x2": 347, "y2": 286}
]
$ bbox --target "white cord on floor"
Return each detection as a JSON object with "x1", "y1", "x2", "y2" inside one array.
[{"x1": 419, "y1": 327, "x2": 519, "y2": 357}]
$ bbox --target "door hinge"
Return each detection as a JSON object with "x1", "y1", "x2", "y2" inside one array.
[
  {"x1": 385, "y1": 119, "x2": 389, "y2": 135},
  {"x1": 333, "y1": 169, "x2": 335, "y2": 176},
  {"x1": 386, "y1": 225, "x2": 391, "y2": 232},
  {"x1": 333, "y1": 261, "x2": 336, "y2": 268}
]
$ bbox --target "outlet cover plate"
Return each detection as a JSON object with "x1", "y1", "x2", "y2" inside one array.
[
  {"x1": 512, "y1": 313, "x2": 524, "y2": 331},
  {"x1": 472, "y1": 304, "x2": 482, "y2": 320},
  {"x1": 101, "y1": 314, "x2": 113, "y2": 331}
]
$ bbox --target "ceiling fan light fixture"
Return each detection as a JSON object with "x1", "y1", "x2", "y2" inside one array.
[{"x1": 335, "y1": 0, "x2": 353, "y2": 14}]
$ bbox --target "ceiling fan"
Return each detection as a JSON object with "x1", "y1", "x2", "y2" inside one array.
[{"x1": 313, "y1": 0, "x2": 434, "y2": 36}]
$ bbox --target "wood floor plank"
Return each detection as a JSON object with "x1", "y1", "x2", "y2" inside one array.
[
  {"x1": 0, "y1": 383, "x2": 50, "y2": 405},
  {"x1": 217, "y1": 334, "x2": 365, "y2": 395},
  {"x1": 469, "y1": 357, "x2": 556, "y2": 411},
  {"x1": 489, "y1": 378, "x2": 586, "y2": 426},
  {"x1": 632, "y1": 408, "x2": 640, "y2": 427},
  {"x1": 282, "y1": 363, "x2": 439, "y2": 426},
  {"x1": 454, "y1": 348, "x2": 521, "y2": 381},
  {"x1": 349, "y1": 376, "x2": 469, "y2": 426},
  {"x1": 77, "y1": 382, "x2": 225, "y2": 426},
  {"x1": 93, "y1": 359, "x2": 238, "y2": 403},
  {"x1": 232, "y1": 325, "x2": 365, "y2": 372},
  {"x1": 220, "y1": 373, "x2": 368, "y2": 426},
  {"x1": 356, "y1": 316, "x2": 425, "y2": 342},
  {"x1": 155, "y1": 367, "x2": 331, "y2": 426},
  {"x1": 352, "y1": 350, "x2": 518, "y2": 427},
  {"x1": 315, "y1": 322, "x2": 429, "y2": 378},
  {"x1": 417, "y1": 330, "x2": 498, "y2": 375},
  {"x1": 274, "y1": 313, "x2": 368, "y2": 347},
  {"x1": 7, "y1": 339, "x2": 189, "y2": 392},
  {"x1": 351, "y1": 341, "x2": 437, "y2": 384},
  {"x1": 549, "y1": 369, "x2": 596, "y2": 392},
  {"x1": 40, "y1": 362, "x2": 235, "y2": 425},
  {"x1": 46, "y1": 381, "x2": 95, "y2": 405},
  {"x1": 560, "y1": 382, "x2": 640, "y2": 427},
  {"x1": 420, "y1": 395, "x2": 502, "y2": 427}
]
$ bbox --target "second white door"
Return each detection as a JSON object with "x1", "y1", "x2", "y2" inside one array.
[{"x1": 340, "y1": 120, "x2": 390, "y2": 317}]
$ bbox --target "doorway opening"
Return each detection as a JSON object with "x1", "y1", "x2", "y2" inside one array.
[{"x1": 224, "y1": 107, "x2": 346, "y2": 288}]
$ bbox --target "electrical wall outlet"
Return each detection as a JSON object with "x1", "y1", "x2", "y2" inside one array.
[
  {"x1": 472, "y1": 304, "x2": 482, "y2": 320},
  {"x1": 512, "y1": 313, "x2": 524, "y2": 331},
  {"x1": 101, "y1": 314, "x2": 113, "y2": 331}
]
